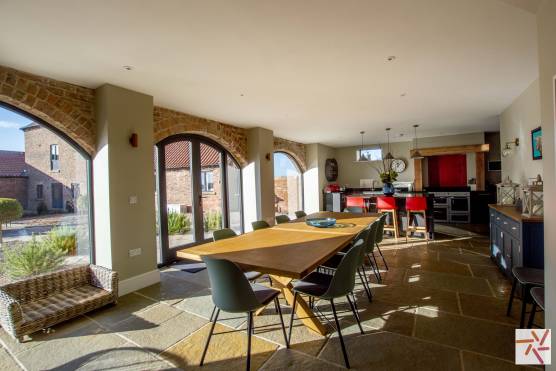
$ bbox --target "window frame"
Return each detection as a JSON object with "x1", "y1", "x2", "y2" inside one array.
[
  {"x1": 50, "y1": 144, "x2": 60, "y2": 171},
  {"x1": 273, "y1": 151, "x2": 304, "y2": 216},
  {"x1": 0, "y1": 102, "x2": 95, "y2": 264},
  {"x1": 36, "y1": 184, "x2": 44, "y2": 200},
  {"x1": 201, "y1": 170, "x2": 215, "y2": 193}
]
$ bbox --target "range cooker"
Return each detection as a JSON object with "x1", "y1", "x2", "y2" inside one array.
[{"x1": 430, "y1": 191, "x2": 470, "y2": 223}]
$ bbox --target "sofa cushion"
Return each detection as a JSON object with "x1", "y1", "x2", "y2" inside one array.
[{"x1": 21, "y1": 285, "x2": 111, "y2": 325}]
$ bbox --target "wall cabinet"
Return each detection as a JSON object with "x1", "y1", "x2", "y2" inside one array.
[{"x1": 489, "y1": 205, "x2": 543, "y2": 277}]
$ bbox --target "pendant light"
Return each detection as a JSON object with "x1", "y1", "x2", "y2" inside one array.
[
  {"x1": 384, "y1": 128, "x2": 394, "y2": 160},
  {"x1": 411, "y1": 124, "x2": 424, "y2": 159},
  {"x1": 357, "y1": 131, "x2": 367, "y2": 161}
]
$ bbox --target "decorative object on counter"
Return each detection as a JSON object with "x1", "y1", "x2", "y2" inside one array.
[
  {"x1": 531, "y1": 127, "x2": 542, "y2": 160},
  {"x1": 501, "y1": 138, "x2": 519, "y2": 157},
  {"x1": 496, "y1": 176, "x2": 520, "y2": 206},
  {"x1": 410, "y1": 124, "x2": 424, "y2": 159},
  {"x1": 390, "y1": 159, "x2": 406, "y2": 173},
  {"x1": 305, "y1": 217, "x2": 337, "y2": 228},
  {"x1": 522, "y1": 175, "x2": 543, "y2": 217},
  {"x1": 325, "y1": 158, "x2": 338, "y2": 181}
]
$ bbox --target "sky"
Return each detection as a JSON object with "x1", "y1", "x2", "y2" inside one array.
[
  {"x1": 274, "y1": 152, "x2": 300, "y2": 177},
  {"x1": 0, "y1": 107, "x2": 30, "y2": 152}
]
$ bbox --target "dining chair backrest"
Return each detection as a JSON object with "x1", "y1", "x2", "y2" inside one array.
[
  {"x1": 203, "y1": 257, "x2": 262, "y2": 313},
  {"x1": 251, "y1": 220, "x2": 270, "y2": 231},
  {"x1": 375, "y1": 214, "x2": 387, "y2": 244},
  {"x1": 364, "y1": 220, "x2": 380, "y2": 254},
  {"x1": 294, "y1": 211, "x2": 307, "y2": 218},
  {"x1": 322, "y1": 239, "x2": 366, "y2": 299},
  {"x1": 344, "y1": 206, "x2": 364, "y2": 213},
  {"x1": 213, "y1": 228, "x2": 237, "y2": 241},
  {"x1": 275, "y1": 215, "x2": 290, "y2": 224}
]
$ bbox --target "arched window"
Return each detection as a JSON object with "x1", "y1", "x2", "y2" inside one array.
[
  {"x1": 0, "y1": 103, "x2": 93, "y2": 282},
  {"x1": 274, "y1": 152, "x2": 303, "y2": 218},
  {"x1": 155, "y1": 134, "x2": 242, "y2": 265}
]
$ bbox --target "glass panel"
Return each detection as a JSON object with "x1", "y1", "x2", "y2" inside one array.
[
  {"x1": 226, "y1": 156, "x2": 242, "y2": 235},
  {"x1": 274, "y1": 152, "x2": 303, "y2": 218},
  {"x1": 200, "y1": 143, "x2": 223, "y2": 240},
  {"x1": 0, "y1": 106, "x2": 91, "y2": 283},
  {"x1": 164, "y1": 140, "x2": 195, "y2": 248}
]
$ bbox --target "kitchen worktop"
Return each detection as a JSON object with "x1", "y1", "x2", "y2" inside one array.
[
  {"x1": 347, "y1": 192, "x2": 429, "y2": 198},
  {"x1": 488, "y1": 204, "x2": 543, "y2": 223}
]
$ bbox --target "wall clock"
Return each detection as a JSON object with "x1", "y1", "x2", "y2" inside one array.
[{"x1": 391, "y1": 159, "x2": 406, "y2": 173}]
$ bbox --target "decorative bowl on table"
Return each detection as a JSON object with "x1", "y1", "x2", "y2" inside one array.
[{"x1": 305, "y1": 218, "x2": 337, "y2": 228}]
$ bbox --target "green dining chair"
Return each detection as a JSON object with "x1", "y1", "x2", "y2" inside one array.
[
  {"x1": 294, "y1": 210, "x2": 307, "y2": 218},
  {"x1": 374, "y1": 214, "x2": 389, "y2": 270},
  {"x1": 289, "y1": 239, "x2": 366, "y2": 369},
  {"x1": 319, "y1": 223, "x2": 376, "y2": 301},
  {"x1": 275, "y1": 215, "x2": 290, "y2": 224},
  {"x1": 251, "y1": 220, "x2": 270, "y2": 230},
  {"x1": 201, "y1": 256, "x2": 289, "y2": 371}
]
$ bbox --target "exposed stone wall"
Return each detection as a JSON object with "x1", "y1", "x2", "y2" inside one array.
[
  {"x1": 0, "y1": 66, "x2": 95, "y2": 155},
  {"x1": 0, "y1": 177, "x2": 28, "y2": 209},
  {"x1": 153, "y1": 106, "x2": 248, "y2": 167},
  {"x1": 274, "y1": 137, "x2": 306, "y2": 171}
]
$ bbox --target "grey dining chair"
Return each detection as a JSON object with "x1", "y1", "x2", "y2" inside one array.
[
  {"x1": 201, "y1": 257, "x2": 289, "y2": 371},
  {"x1": 275, "y1": 215, "x2": 290, "y2": 224},
  {"x1": 288, "y1": 239, "x2": 366, "y2": 369},
  {"x1": 251, "y1": 220, "x2": 270, "y2": 230},
  {"x1": 294, "y1": 210, "x2": 307, "y2": 218},
  {"x1": 320, "y1": 221, "x2": 378, "y2": 300}
]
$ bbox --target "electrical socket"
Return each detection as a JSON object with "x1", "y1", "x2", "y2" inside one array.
[{"x1": 129, "y1": 248, "x2": 142, "y2": 257}]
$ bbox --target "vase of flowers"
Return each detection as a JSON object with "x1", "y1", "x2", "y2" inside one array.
[{"x1": 374, "y1": 159, "x2": 398, "y2": 196}]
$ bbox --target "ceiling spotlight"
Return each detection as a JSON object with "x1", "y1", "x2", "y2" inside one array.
[
  {"x1": 387, "y1": 56, "x2": 396, "y2": 62},
  {"x1": 400, "y1": 93, "x2": 406, "y2": 97},
  {"x1": 123, "y1": 65, "x2": 133, "y2": 71}
]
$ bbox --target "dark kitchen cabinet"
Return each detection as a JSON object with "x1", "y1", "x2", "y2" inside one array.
[{"x1": 489, "y1": 205, "x2": 543, "y2": 277}]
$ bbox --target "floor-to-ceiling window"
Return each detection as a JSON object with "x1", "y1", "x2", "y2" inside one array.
[
  {"x1": 274, "y1": 151, "x2": 303, "y2": 219},
  {"x1": 0, "y1": 104, "x2": 93, "y2": 283},
  {"x1": 155, "y1": 134, "x2": 243, "y2": 265}
]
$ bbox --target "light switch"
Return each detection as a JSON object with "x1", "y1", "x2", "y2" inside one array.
[{"x1": 129, "y1": 196, "x2": 138, "y2": 205}]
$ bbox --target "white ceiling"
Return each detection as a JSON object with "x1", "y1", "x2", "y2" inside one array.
[{"x1": 0, "y1": 0, "x2": 538, "y2": 147}]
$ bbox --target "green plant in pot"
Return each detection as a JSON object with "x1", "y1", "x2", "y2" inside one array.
[{"x1": 374, "y1": 160, "x2": 398, "y2": 196}]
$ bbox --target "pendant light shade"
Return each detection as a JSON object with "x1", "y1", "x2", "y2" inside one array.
[
  {"x1": 411, "y1": 124, "x2": 424, "y2": 159},
  {"x1": 357, "y1": 131, "x2": 367, "y2": 161},
  {"x1": 384, "y1": 128, "x2": 394, "y2": 160}
]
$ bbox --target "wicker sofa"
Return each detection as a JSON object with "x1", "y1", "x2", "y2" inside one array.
[{"x1": 0, "y1": 265, "x2": 118, "y2": 342}]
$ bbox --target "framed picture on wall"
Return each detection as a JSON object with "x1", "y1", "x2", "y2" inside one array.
[{"x1": 531, "y1": 126, "x2": 542, "y2": 160}]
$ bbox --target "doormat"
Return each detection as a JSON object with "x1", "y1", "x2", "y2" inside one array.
[{"x1": 172, "y1": 262, "x2": 206, "y2": 273}]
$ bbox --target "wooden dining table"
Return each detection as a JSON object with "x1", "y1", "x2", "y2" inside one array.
[{"x1": 176, "y1": 211, "x2": 378, "y2": 335}]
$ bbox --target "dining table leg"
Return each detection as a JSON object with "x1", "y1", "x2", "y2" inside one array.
[{"x1": 269, "y1": 274, "x2": 329, "y2": 336}]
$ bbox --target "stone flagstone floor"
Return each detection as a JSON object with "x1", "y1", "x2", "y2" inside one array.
[{"x1": 0, "y1": 227, "x2": 543, "y2": 370}]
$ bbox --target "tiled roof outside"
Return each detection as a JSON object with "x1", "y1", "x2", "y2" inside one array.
[
  {"x1": 0, "y1": 150, "x2": 27, "y2": 177},
  {"x1": 164, "y1": 141, "x2": 221, "y2": 169}
]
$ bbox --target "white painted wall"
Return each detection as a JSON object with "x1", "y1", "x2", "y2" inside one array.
[
  {"x1": 500, "y1": 79, "x2": 543, "y2": 184},
  {"x1": 537, "y1": 2, "x2": 556, "y2": 364}
]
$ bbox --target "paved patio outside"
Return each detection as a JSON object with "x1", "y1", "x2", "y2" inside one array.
[{"x1": 0, "y1": 228, "x2": 542, "y2": 370}]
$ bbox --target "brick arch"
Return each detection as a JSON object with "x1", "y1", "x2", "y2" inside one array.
[
  {"x1": 273, "y1": 137, "x2": 307, "y2": 172},
  {"x1": 0, "y1": 66, "x2": 96, "y2": 155},
  {"x1": 153, "y1": 106, "x2": 248, "y2": 167}
]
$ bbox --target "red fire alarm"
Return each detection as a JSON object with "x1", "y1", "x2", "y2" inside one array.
[{"x1": 129, "y1": 133, "x2": 138, "y2": 148}]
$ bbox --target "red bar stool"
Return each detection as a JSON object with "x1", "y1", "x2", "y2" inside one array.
[
  {"x1": 377, "y1": 196, "x2": 399, "y2": 241},
  {"x1": 346, "y1": 196, "x2": 367, "y2": 212},
  {"x1": 405, "y1": 196, "x2": 428, "y2": 243}
]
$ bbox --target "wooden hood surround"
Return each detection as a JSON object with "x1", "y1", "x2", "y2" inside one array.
[{"x1": 411, "y1": 143, "x2": 490, "y2": 191}]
